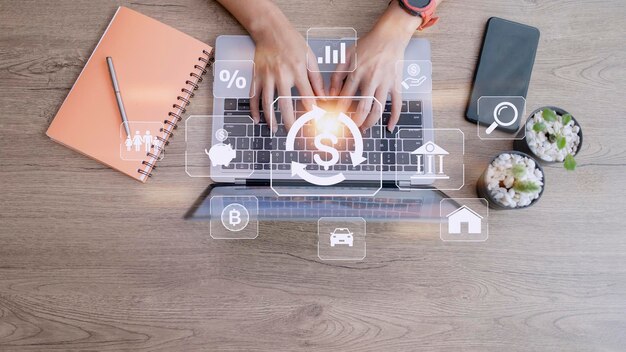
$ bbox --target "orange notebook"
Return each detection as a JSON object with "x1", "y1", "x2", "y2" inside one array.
[{"x1": 47, "y1": 6, "x2": 213, "y2": 182}]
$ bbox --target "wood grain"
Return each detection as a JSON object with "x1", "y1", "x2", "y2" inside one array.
[{"x1": 1, "y1": 0, "x2": 626, "y2": 351}]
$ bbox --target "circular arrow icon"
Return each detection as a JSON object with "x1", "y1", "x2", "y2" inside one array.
[{"x1": 284, "y1": 105, "x2": 366, "y2": 186}]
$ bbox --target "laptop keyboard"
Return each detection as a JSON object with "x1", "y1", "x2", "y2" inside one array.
[
  {"x1": 221, "y1": 98, "x2": 424, "y2": 172},
  {"x1": 256, "y1": 195, "x2": 424, "y2": 219}
]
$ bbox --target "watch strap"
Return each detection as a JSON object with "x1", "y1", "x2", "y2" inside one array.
[{"x1": 398, "y1": 0, "x2": 439, "y2": 31}]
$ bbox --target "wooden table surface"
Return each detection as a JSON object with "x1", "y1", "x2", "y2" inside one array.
[{"x1": 2, "y1": 0, "x2": 625, "y2": 351}]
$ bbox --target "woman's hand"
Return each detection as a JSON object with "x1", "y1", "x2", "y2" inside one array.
[
  {"x1": 216, "y1": 0, "x2": 324, "y2": 132},
  {"x1": 329, "y1": 1, "x2": 425, "y2": 132},
  {"x1": 249, "y1": 20, "x2": 324, "y2": 131}
]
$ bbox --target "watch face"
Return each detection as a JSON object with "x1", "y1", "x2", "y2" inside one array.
[{"x1": 408, "y1": 0, "x2": 432, "y2": 9}]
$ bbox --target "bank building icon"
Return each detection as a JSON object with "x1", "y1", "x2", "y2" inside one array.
[{"x1": 410, "y1": 141, "x2": 450, "y2": 180}]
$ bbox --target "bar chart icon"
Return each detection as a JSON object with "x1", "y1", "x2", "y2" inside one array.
[
  {"x1": 317, "y1": 42, "x2": 346, "y2": 65},
  {"x1": 307, "y1": 27, "x2": 357, "y2": 73}
]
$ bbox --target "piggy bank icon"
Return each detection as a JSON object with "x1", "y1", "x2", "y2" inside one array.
[{"x1": 205, "y1": 143, "x2": 236, "y2": 166}]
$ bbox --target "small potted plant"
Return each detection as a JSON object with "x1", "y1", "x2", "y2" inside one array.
[
  {"x1": 514, "y1": 107, "x2": 582, "y2": 170},
  {"x1": 476, "y1": 151, "x2": 545, "y2": 209}
]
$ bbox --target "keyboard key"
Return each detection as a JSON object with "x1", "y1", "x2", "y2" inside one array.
[
  {"x1": 253, "y1": 164, "x2": 263, "y2": 170},
  {"x1": 371, "y1": 127, "x2": 382, "y2": 138},
  {"x1": 362, "y1": 165, "x2": 375, "y2": 171},
  {"x1": 224, "y1": 124, "x2": 247, "y2": 136},
  {"x1": 236, "y1": 164, "x2": 249, "y2": 169},
  {"x1": 222, "y1": 164, "x2": 235, "y2": 169},
  {"x1": 334, "y1": 165, "x2": 347, "y2": 171},
  {"x1": 408, "y1": 100, "x2": 422, "y2": 112},
  {"x1": 384, "y1": 103, "x2": 392, "y2": 113},
  {"x1": 299, "y1": 151, "x2": 312, "y2": 163},
  {"x1": 383, "y1": 152, "x2": 396, "y2": 165},
  {"x1": 271, "y1": 151, "x2": 284, "y2": 163},
  {"x1": 364, "y1": 139, "x2": 375, "y2": 151},
  {"x1": 382, "y1": 113, "x2": 390, "y2": 125},
  {"x1": 305, "y1": 138, "x2": 316, "y2": 150},
  {"x1": 224, "y1": 98, "x2": 237, "y2": 111},
  {"x1": 384, "y1": 127, "x2": 398, "y2": 138},
  {"x1": 275, "y1": 126, "x2": 287, "y2": 137},
  {"x1": 285, "y1": 151, "x2": 298, "y2": 163},
  {"x1": 260, "y1": 125, "x2": 271, "y2": 137},
  {"x1": 403, "y1": 139, "x2": 422, "y2": 151},
  {"x1": 257, "y1": 151, "x2": 270, "y2": 163},
  {"x1": 238, "y1": 98, "x2": 250, "y2": 110},
  {"x1": 397, "y1": 152, "x2": 411, "y2": 164},
  {"x1": 340, "y1": 152, "x2": 351, "y2": 164},
  {"x1": 369, "y1": 152, "x2": 381, "y2": 165},
  {"x1": 294, "y1": 138, "x2": 305, "y2": 150},
  {"x1": 377, "y1": 140, "x2": 388, "y2": 151},
  {"x1": 278, "y1": 138, "x2": 286, "y2": 150},
  {"x1": 236, "y1": 138, "x2": 249, "y2": 149},
  {"x1": 401, "y1": 101, "x2": 408, "y2": 112},
  {"x1": 398, "y1": 114, "x2": 422, "y2": 126},
  {"x1": 388, "y1": 139, "x2": 397, "y2": 151},
  {"x1": 404, "y1": 165, "x2": 418, "y2": 172},
  {"x1": 264, "y1": 138, "x2": 274, "y2": 150},
  {"x1": 233, "y1": 151, "x2": 242, "y2": 162},
  {"x1": 243, "y1": 151, "x2": 254, "y2": 163},
  {"x1": 278, "y1": 164, "x2": 290, "y2": 170},
  {"x1": 252, "y1": 137, "x2": 264, "y2": 150}
]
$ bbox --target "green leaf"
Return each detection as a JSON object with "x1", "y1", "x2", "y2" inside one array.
[
  {"x1": 512, "y1": 163, "x2": 526, "y2": 178},
  {"x1": 564, "y1": 154, "x2": 577, "y2": 171},
  {"x1": 543, "y1": 108, "x2": 557, "y2": 122},
  {"x1": 557, "y1": 136, "x2": 567, "y2": 150},
  {"x1": 562, "y1": 113, "x2": 572, "y2": 126},
  {"x1": 513, "y1": 180, "x2": 540, "y2": 193},
  {"x1": 533, "y1": 122, "x2": 546, "y2": 132}
]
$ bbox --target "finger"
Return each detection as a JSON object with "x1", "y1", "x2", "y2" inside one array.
[
  {"x1": 249, "y1": 76, "x2": 262, "y2": 123},
  {"x1": 295, "y1": 75, "x2": 317, "y2": 112},
  {"x1": 336, "y1": 73, "x2": 360, "y2": 112},
  {"x1": 277, "y1": 82, "x2": 295, "y2": 131},
  {"x1": 306, "y1": 50, "x2": 327, "y2": 97},
  {"x1": 262, "y1": 79, "x2": 277, "y2": 133},
  {"x1": 329, "y1": 70, "x2": 348, "y2": 97},
  {"x1": 388, "y1": 82, "x2": 402, "y2": 131},
  {"x1": 329, "y1": 47, "x2": 353, "y2": 96},
  {"x1": 353, "y1": 84, "x2": 376, "y2": 127},
  {"x1": 362, "y1": 85, "x2": 389, "y2": 130}
]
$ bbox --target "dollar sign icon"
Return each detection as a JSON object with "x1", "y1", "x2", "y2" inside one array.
[
  {"x1": 215, "y1": 128, "x2": 229, "y2": 142},
  {"x1": 221, "y1": 203, "x2": 249, "y2": 232},
  {"x1": 313, "y1": 132, "x2": 340, "y2": 170}
]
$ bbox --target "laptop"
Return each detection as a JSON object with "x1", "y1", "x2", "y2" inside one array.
[{"x1": 186, "y1": 35, "x2": 454, "y2": 222}]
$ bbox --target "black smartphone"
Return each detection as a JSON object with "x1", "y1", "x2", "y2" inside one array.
[{"x1": 466, "y1": 17, "x2": 540, "y2": 132}]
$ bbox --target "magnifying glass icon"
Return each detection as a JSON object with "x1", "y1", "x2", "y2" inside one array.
[{"x1": 486, "y1": 101, "x2": 518, "y2": 134}]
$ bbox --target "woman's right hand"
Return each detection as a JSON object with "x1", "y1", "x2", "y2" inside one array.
[{"x1": 248, "y1": 16, "x2": 325, "y2": 132}]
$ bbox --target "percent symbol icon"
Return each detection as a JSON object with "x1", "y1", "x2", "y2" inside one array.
[{"x1": 219, "y1": 69, "x2": 247, "y2": 89}]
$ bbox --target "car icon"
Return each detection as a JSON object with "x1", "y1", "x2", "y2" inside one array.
[{"x1": 330, "y1": 228, "x2": 353, "y2": 247}]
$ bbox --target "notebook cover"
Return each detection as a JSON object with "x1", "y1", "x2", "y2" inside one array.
[{"x1": 46, "y1": 6, "x2": 212, "y2": 182}]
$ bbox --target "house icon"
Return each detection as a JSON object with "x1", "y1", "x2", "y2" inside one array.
[{"x1": 446, "y1": 205, "x2": 483, "y2": 234}]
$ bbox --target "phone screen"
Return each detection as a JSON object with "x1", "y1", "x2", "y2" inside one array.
[{"x1": 466, "y1": 17, "x2": 540, "y2": 132}]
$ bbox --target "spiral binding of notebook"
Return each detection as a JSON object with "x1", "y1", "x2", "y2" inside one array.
[{"x1": 137, "y1": 49, "x2": 215, "y2": 178}]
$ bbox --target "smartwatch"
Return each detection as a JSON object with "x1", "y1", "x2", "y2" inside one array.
[{"x1": 397, "y1": 0, "x2": 439, "y2": 31}]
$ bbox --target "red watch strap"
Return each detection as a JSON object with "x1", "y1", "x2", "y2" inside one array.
[{"x1": 418, "y1": 14, "x2": 439, "y2": 31}]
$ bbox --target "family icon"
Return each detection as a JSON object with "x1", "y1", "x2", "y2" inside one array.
[{"x1": 124, "y1": 130, "x2": 157, "y2": 152}]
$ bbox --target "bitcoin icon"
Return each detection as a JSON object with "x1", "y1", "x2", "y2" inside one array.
[
  {"x1": 221, "y1": 203, "x2": 249, "y2": 232},
  {"x1": 313, "y1": 132, "x2": 340, "y2": 170}
]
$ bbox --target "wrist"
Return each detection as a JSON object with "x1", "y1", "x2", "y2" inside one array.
[
  {"x1": 247, "y1": 8, "x2": 291, "y2": 43},
  {"x1": 377, "y1": 1, "x2": 424, "y2": 41}
]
